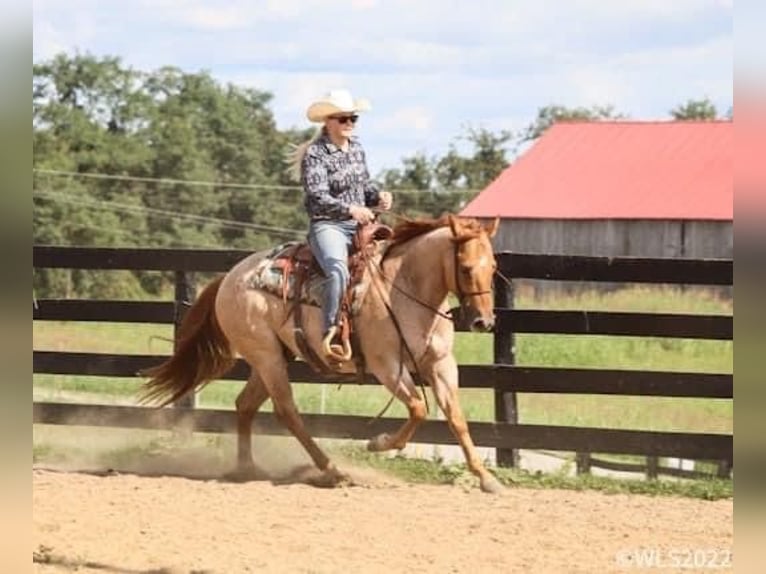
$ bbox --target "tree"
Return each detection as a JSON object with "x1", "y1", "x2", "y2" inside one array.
[
  {"x1": 380, "y1": 152, "x2": 435, "y2": 191},
  {"x1": 461, "y1": 127, "x2": 513, "y2": 189},
  {"x1": 33, "y1": 53, "x2": 300, "y2": 298},
  {"x1": 375, "y1": 126, "x2": 512, "y2": 218},
  {"x1": 670, "y1": 98, "x2": 718, "y2": 120},
  {"x1": 521, "y1": 104, "x2": 626, "y2": 142}
]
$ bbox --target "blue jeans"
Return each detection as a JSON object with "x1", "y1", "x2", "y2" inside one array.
[{"x1": 308, "y1": 219, "x2": 358, "y2": 333}]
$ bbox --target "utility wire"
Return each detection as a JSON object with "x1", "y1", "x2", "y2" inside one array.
[
  {"x1": 33, "y1": 168, "x2": 480, "y2": 196},
  {"x1": 33, "y1": 189, "x2": 306, "y2": 239},
  {"x1": 34, "y1": 168, "x2": 303, "y2": 191},
  {"x1": 53, "y1": 221, "x2": 224, "y2": 249}
]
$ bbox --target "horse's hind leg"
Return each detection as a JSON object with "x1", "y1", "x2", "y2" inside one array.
[
  {"x1": 225, "y1": 371, "x2": 270, "y2": 480},
  {"x1": 366, "y1": 366, "x2": 427, "y2": 452},
  {"x1": 240, "y1": 343, "x2": 348, "y2": 486}
]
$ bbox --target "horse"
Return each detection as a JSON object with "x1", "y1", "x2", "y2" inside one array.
[{"x1": 141, "y1": 214, "x2": 503, "y2": 493}]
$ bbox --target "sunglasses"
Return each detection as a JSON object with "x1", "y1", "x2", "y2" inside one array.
[{"x1": 330, "y1": 114, "x2": 359, "y2": 125}]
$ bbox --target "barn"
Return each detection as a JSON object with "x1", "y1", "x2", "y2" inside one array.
[{"x1": 461, "y1": 120, "x2": 733, "y2": 261}]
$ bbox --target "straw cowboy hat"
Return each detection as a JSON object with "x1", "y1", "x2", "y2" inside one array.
[{"x1": 306, "y1": 89, "x2": 371, "y2": 122}]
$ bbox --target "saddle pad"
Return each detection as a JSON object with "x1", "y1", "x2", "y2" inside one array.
[
  {"x1": 248, "y1": 243, "x2": 323, "y2": 306},
  {"x1": 247, "y1": 241, "x2": 383, "y2": 315}
]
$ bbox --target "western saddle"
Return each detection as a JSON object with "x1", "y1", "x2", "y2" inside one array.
[{"x1": 266, "y1": 222, "x2": 393, "y2": 370}]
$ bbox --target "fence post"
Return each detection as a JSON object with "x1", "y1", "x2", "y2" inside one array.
[
  {"x1": 717, "y1": 458, "x2": 732, "y2": 479},
  {"x1": 493, "y1": 274, "x2": 519, "y2": 468},
  {"x1": 646, "y1": 455, "x2": 660, "y2": 479},
  {"x1": 575, "y1": 452, "x2": 592, "y2": 475},
  {"x1": 173, "y1": 270, "x2": 196, "y2": 410}
]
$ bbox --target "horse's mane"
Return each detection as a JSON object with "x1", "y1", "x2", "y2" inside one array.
[{"x1": 387, "y1": 214, "x2": 486, "y2": 249}]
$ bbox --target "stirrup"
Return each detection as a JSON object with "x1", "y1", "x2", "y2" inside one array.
[{"x1": 322, "y1": 326, "x2": 352, "y2": 362}]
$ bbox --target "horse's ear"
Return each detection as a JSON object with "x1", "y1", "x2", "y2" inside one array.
[
  {"x1": 447, "y1": 214, "x2": 461, "y2": 238},
  {"x1": 484, "y1": 217, "x2": 499, "y2": 238}
]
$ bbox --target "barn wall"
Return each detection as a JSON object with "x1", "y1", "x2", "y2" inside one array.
[
  {"x1": 682, "y1": 221, "x2": 733, "y2": 259},
  {"x1": 490, "y1": 219, "x2": 732, "y2": 296},
  {"x1": 492, "y1": 219, "x2": 732, "y2": 259}
]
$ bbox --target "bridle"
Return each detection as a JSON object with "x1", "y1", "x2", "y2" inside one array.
[
  {"x1": 361, "y1": 217, "x2": 495, "y2": 417},
  {"x1": 451, "y1": 236, "x2": 493, "y2": 313},
  {"x1": 365, "y1": 223, "x2": 494, "y2": 322},
  {"x1": 369, "y1": 208, "x2": 493, "y2": 314}
]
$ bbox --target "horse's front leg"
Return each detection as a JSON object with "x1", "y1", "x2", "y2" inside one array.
[
  {"x1": 429, "y1": 356, "x2": 504, "y2": 494},
  {"x1": 366, "y1": 367, "x2": 427, "y2": 452}
]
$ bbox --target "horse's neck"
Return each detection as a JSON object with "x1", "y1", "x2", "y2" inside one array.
[{"x1": 385, "y1": 228, "x2": 451, "y2": 308}]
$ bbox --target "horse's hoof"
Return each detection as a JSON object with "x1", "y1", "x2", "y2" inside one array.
[
  {"x1": 366, "y1": 433, "x2": 391, "y2": 452},
  {"x1": 307, "y1": 465, "x2": 353, "y2": 488},
  {"x1": 480, "y1": 475, "x2": 504, "y2": 494},
  {"x1": 222, "y1": 464, "x2": 260, "y2": 482}
]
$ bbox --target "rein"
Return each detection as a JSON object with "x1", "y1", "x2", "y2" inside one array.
[
  {"x1": 371, "y1": 208, "x2": 492, "y2": 319},
  {"x1": 363, "y1": 253, "x2": 431, "y2": 415},
  {"x1": 359, "y1": 211, "x2": 496, "y2": 417},
  {"x1": 376, "y1": 266, "x2": 454, "y2": 321}
]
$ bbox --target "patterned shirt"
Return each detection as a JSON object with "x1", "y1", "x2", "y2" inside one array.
[{"x1": 301, "y1": 131, "x2": 381, "y2": 221}]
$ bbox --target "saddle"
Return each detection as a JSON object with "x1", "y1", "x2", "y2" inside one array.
[{"x1": 251, "y1": 222, "x2": 393, "y2": 369}]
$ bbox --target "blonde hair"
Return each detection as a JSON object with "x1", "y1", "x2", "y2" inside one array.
[{"x1": 285, "y1": 126, "x2": 324, "y2": 182}]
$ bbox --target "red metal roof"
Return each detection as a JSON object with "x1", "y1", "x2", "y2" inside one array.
[{"x1": 461, "y1": 121, "x2": 732, "y2": 220}]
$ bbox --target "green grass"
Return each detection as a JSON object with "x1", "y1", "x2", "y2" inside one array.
[
  {"x1": 515, "y1": 284, "x2": 731, "y2": 314},
  {"x1": 336, "y1": 444, "x2": 732, "y2": 500},
  {"x1": 33, "y1": 285, "x2": 733, "y2": 493},
  {"x1": 33, "y1": 286, "x2": 733, "y2": 434},
  {"x1": 31, "y1": 431, "x2": 733, "y2": 501},
  {"x1": 32, "y1": 373, "x2": 732, "y2": 434}
]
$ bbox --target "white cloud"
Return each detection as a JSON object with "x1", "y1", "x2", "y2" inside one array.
[
  {"x1": 182, "y1": 6, "x2": 246, "y2": 30},
  {"x1": 546, "y1": 0, "x2": 730, "y2": 24},
  {"x1": 33, "y1": 20, "x2": 67, "y2": 60},
  {"x1": 375, "y1": 106, "x2": 433, "y2": 133},
  {"x1": 350, "y1": 0, "x2": 378, "y2": 10},
  {"x1": 605, "y1": 35, "x2": 733, "y2": 113},
  {"x1": 134, "y1": 0, "x2": 314, "y2": 30},
  {"x1": 33, "y1": 9, "x2": 99, "y2": 60},
  {"x1": 561, "y1": 65, "x2": 632, "y2": 110},
  {"x1": 32, "y1": 0, "x2": 733, "y2": 174}
]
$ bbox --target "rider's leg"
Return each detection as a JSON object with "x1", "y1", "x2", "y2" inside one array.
[{"x1": 307, "y1": 220, "x2": 356, "y2": 346}]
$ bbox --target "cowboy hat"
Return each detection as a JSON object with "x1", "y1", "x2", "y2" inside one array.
[{"x1": 306, "y1": 89, "x2": 371, "y2": 123}]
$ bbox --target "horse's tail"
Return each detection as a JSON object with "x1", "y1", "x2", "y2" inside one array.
[{"x1": 140, "y1": 275, "x2": 236, "y2": 407}]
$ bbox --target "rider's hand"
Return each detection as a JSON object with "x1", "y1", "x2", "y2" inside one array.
[
  {"x1": 349, "y1": 205, "x2": 375, "y2": 224},
  {"x1": 377, "y1": 191, "x2": 393, "y2": 211}
]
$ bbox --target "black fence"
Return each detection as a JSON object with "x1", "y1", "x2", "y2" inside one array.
[{"x1": 33, "y1": 246, "x2": 733, "y2": 478}]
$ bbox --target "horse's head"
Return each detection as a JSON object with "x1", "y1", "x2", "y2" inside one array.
[{"x1": 448, "y1": 215, "x2": 499, "y2": 333}]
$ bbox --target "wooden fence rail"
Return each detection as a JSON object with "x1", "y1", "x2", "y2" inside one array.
[
  {"x1": 32, "y1": 245, "x2": 733, "y2": 479},
  {"x1": 33, "y1": 352, "x2": 732, "y2": 399}
]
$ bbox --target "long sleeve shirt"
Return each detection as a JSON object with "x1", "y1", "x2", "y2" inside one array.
[{"x1": 301, "y1": 131, "x2": 381, "y2": 221}]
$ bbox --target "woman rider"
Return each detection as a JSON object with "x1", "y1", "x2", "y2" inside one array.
[{"x1": 293, "y1": 89, "x2": 393, "y2": 359}]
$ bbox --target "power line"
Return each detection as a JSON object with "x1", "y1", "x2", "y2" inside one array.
[
  {"x1": 34, "y1": 189, "x2": 306, "y2": 237},
  {"x1": 34, "y1": 168, "x2": 303, "y2": 191},
  {"x1": 33, "y1": 168, "x2": 480, "y2": 196},
  {"x1": 53, "y1": 221, "x2": 224, "y2": 249},
  {"x1": 33, "y1": 189, "x2": 306, "y2": 239}
]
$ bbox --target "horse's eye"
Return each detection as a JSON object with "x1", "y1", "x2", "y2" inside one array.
[{"x1": 460, "y1": 266, "x2": 472, "y2": 276}]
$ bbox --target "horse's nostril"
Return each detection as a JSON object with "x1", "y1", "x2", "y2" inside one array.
[{"x1": 470, "y1": 317, "x2": 495, "y2": 332}]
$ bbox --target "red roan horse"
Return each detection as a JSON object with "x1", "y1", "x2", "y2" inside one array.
[{"x1": 142, "y1": 215, "x2": 503, "y2": 493}]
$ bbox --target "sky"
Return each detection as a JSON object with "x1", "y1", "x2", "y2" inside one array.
[{"x1": 32, "y1": 0, "x2": 735, "y2": 177}]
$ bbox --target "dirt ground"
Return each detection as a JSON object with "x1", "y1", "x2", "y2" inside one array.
[{"x1": 33, "y1": 460, "x2": 733, "y2": 574}]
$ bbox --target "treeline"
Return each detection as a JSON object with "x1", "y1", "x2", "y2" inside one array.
[{"x1": 33, "y1": 53, "x2": 729, "y2": 299}]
